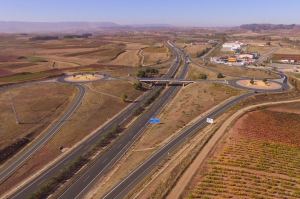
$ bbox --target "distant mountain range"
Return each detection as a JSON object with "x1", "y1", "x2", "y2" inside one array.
[
  {"x1": 1, "y1": 21, "x2": 300, "y2": 33},
  {"x1": 240, "y1": 24, "x2": 300, "y2": 31},
  {"x1": 0, "y1": 21, "x2": 122, "y2": 33},
  {"x1": 0, "y1": 21, "x2": 174, "y2": 33}
]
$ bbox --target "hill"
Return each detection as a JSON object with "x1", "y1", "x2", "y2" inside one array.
[
  {"x1": 240, "y1": 23, "x2": 299, "y2": 31},
  {"x1": 0, "y1": 21, "x2": 120, "y2": 33}
]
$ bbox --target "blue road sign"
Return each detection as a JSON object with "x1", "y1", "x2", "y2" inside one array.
[{"x1": 149, "y1": 118, "x2": 160, "y2": 124}]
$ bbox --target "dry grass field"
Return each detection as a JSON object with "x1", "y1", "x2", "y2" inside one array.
[
  {"x1": 247, "y1": 45, "x2": 275, "y2": 54},
  {"x1": 108, "y1": 43, "x2": 148, "y2": 67},
  {"x1": 109, "y1": 50, "x2": 140, "y2": 66},
  {"x1": 184, "y1": 44, "x2": 212, "y2": 58},
  {"x1": 207, "y1": 63, "x2": 279, "y2": 79},
  {"x1": 141, "y1": 45, "x2": 170, "y2": 66},
  {"x1": 187, "y1": 64, "x2": 220, "y2": 80},
  {"x1": 0, "y1": 80, "x2": 143, "y2": 194},
  {"x1": 188, "y1": 103, "x2": 300, "y2": 199},
  {"x1": 275, "y1": 47, "x2": 300, "y2": 55},
  {"x1": 88, "y1": 82, "x2": 242, "y2": 198},
  {"x1": 0, "y1": 83, "x2": 76, "y2": 149}
]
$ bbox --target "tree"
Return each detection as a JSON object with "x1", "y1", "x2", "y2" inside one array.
[
  {"x1": 146, "y1": 68, "x2": 159, "y2": 75},
  {"x1": 137, "y1": 70, "x2": 146, "y2": 78},
  {"x1": 263, "y1": 78, "x2": 268, "y2": 84},
  {"x1": 217, "y1": 73, "x2": 225, "y2": 78},
  {"x1": 133, "y1": 82, "x2": 143, "y2": 90},
  {"x1": 121, "y1": 94, "x2": 128, "y2": 102},
  {"x1": 198, "y1": 73, "x2": 208, "y2": 80}
]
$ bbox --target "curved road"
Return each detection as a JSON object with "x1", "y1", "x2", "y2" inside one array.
[
  {"x1": 102, "y1": 68, "x2": 290, "y2": 199},
  {"x1": 57, "y1": 42, "x2": 189, "y2": 199},
  {"x1": 7, "y1": 41, "x2": 184, "y2": 199},
  {"x1": 0, "y1": 84, "x2": 86, "y2": 184}
]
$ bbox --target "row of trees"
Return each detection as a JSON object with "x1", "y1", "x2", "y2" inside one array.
[
  {"x1": 137, "y1": 68, "x2": 159, "y2": 78},
  {"x1": 197, "y1": 73, "x2": 225, "y2": 80}
]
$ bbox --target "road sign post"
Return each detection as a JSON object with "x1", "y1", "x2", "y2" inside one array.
[
  {"x1": 206, "y1": 118, "x2": 214, "y2": 124},
  {"x1": 149, "y1": 118, "x2": 160, "y2": 124}
]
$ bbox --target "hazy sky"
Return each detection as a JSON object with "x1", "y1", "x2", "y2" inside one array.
[{"x1": 0, "y1": 0, "x2": 299, "y2": 26}]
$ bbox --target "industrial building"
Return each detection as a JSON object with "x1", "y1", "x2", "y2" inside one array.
[{"x1": 222, "y1": 41, "x2": 244, "y2": 52}]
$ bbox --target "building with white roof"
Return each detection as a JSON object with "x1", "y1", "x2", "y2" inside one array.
[{"x1": 222, "y1": 41, "x2": 244, "y2": 51}]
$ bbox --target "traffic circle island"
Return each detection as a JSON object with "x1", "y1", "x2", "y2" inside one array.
[{"x1": 235, "y1": 79, "x2": 282, "y2": 90}]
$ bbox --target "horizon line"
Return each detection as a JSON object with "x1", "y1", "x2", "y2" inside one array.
[{"x1": 0, "y1": 20, "x2": 298, "y2": 28}]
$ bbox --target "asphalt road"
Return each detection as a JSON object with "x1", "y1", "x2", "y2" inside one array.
[
  {"x1": 7, "y1": 41, "x2": 286, "y2": 199},
  {"x1": 7, "y1": 41, "x2": 183, "y2": 199},
  {"x1": 57, "y1": 44, "x2": 189, "y2": 199},
  {"x1": 102, "y1": 64, "x2": 290, "y2": 199},
  {"x1": 102, "y1": 92, "x2": 255, "y2": 199},
  {"x1": 0, "y1": 84, "x2": 86, "y2": 184}
]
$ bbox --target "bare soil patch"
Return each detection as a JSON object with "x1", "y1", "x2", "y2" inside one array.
[
  {"x1": 64, "y1": 74, "x2": 104, "y2": 82},
  {"x1": 236, "y1": 79, "x2": 282, "y2": 90}
]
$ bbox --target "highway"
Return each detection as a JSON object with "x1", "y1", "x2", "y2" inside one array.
[
  {"x1": 102, "y1": 73, "x2": 290, "y2": 199},
  {"x1": 102, "y1": 61, "x2": 291, "y2": 199},
  {"x1": 102, "y1": 92, "x2": 255, "y2": 199},
  {"x1": 7, "y1": 41, "x2": 184, "y2": 199},
  {"x1": 57, "y1": 43, "x2": 189, "y2": 199},
  {"x1": 0, "y1": 84, "x2": 86, "y2": 184},
  {"x1": 6, "y1": 40, "x2": 286, "y2": 199}
]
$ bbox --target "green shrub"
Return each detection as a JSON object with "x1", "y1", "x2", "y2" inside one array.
[
  {"x1": 198, "y1": 73, "x2": 208, "y2": 80},
  {"x1": 217, "y1": 73, "x2": 225, "y2": 78}
]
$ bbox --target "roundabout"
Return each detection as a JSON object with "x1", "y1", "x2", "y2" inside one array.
[
  {"x1": 232, "y1": 78, "x2": 284, "y2": 92},
  {"x1": 61, "y1": 73, "x2": 106, "y2": 83},
  {"x1": 236, "y1": 79, "x2": 282, "y2": 90}
]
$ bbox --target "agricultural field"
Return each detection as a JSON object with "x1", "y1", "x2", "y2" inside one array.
[
  {"x1": 0, "y1": 34, "x2": 170, "y2": 85},
  {"x1": 188, "y1": 103, "x2": 300, "y2": 199},
  {"x1": 0, "y1": 80, "x2": 143, "y2": 194},
  {"x1": 88, "y1": 82, "x2": 242, "y2": 198}
]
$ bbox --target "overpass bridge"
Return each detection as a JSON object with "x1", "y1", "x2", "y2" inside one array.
[{"x1": 139, "y1": 78, "x2": 195, "y2": 86}]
